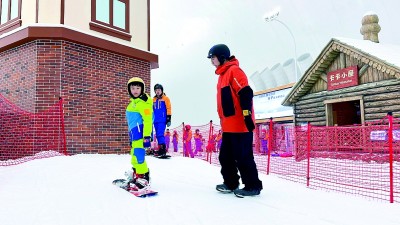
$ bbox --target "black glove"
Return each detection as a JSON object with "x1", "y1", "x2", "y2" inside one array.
[
  {"x1": 143, "y1": 136, "x2": 151, "y2": 148},
  {"x1": 166, "y1": 115, "x2": 171, "y2": 127},
  {"x1": 244, "y1": 116, "x2": 255, "y2": 132}
]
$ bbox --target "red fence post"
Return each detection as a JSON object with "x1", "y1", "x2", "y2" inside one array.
[
  {"x1": 387, "y1": 112, "x2": 394, "y2": 203},
  {"x1": 254, "y1": 124, "x2": 260, "y2": 154},
  {"x1": 59, "y1": 97, "x2": 68, "y2": 156},
  {"x1": 306, "y1": 122, "x2": 311, "y2": 187},
  {"x1": 182, "y1": 122, "x2": 185, "y2": 157},
  {"x1": 207, "y1": 120, "x2": 213, "y2": 164},
  {"x1": 267, "y1": 118, "x2": 273, "y2": 175}
]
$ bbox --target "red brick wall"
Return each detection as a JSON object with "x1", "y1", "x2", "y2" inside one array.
[
  {"x1": 60, "y1": 40, "x2": 151, "y2": 154},
  {"x1": 0, "y1": 42, "x2": 37, "y2": 112},
  {"x1": 36, "y1": 40, "x2": 62, "y2": 112},
  {"x1": 1, "y1": 39, "x2": 152, "y2": 155}
]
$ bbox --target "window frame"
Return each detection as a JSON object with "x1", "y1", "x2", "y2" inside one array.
[
  {"x1": 90, "y1": 0, "x2": 131, "y2": 41},
  {"x1": 0, "y1": 0, "x2": 22, "y2": 35}
]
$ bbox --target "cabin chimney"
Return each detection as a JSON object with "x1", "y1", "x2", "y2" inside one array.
[{"x1": 360, "y1": 13, "x2": 381, "y2": 43}]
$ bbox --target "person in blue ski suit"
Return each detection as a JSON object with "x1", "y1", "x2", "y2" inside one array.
[{"x1": 153, "y1": 84, "x2": 172, "y2": 157}]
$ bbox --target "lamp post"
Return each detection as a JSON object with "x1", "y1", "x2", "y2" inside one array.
[{"x1": 264, "y1": 9, "x2": 298, "y2": 82}]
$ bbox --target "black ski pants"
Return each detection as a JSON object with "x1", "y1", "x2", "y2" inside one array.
[{"x1": 218, "y1": 132, "x2": 263, "y2": 190}]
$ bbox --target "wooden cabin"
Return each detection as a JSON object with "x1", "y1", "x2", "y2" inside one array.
[
  {"x1": 282, "y1": 39, "x2": 400, "y2": 126},
  {"x1": 282, "y1": 14, "x2": 400, "y2": 126}
]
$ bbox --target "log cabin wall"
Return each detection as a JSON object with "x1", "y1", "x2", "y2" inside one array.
[{"x1": 294, "y1": 78, "x2": 400, "y2": 126}]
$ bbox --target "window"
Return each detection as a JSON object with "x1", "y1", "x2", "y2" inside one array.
[
  {"x1": 90, "y1": 0, "x2": 131, "y2": 41},
  {"x1": 0, "y1": 0, "x2": 21, "y2": 34},
  {"x1": 0, "y1": 0, "x2": 20, "y2": 25}
]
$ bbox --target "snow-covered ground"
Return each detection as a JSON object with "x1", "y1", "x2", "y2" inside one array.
[{"x1": 1, "y1": 154, "x2": 399, "y2": 225}]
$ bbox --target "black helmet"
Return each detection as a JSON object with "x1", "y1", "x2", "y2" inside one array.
[
  {"x1": 207, "y1": 44, "x2": 230, "y2": 64},
  {"x1": 154, "y1": 83, "x2": 164, "y2": 93}
]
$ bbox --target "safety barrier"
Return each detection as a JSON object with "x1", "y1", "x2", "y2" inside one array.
[
  {"x1": 167, "y1": 115, "x2": 399, "y2": 203},
  {"x1": 0, "y1": 94, "x2": 67, "y2": 166}
]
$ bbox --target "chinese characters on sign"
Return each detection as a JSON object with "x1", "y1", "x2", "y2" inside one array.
[{"x1": 327, "y1": 65, "x2": 358, "y2": 91}]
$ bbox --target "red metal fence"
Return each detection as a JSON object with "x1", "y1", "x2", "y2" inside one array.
[
  {"x1": 169, "y1": 115, "x2": 400, "y2": 203},
  {"x1": 1, "y1": 90, "x2": 398, "y2": 202},
  {"x1": 0, "y1": 94, "x2": 67, "y2": 166}
]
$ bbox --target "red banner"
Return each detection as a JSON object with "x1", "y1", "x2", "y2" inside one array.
[{"x1": 327, "y1": 66, "x2": 358, "y2": 91}]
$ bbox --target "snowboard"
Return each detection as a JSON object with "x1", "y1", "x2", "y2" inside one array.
[
  {"x1": 154, "y1": 154, "x2": 171, "y2": 159},
  {"x1": 112, "y1": 179, "x2": 158, "y2": 198}
]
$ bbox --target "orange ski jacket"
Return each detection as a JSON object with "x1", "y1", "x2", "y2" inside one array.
[{"x1": 214, "y1": 57, "x2": 255, "y2": 132}]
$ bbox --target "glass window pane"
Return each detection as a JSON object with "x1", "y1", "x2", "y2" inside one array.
[
  {"x1": 113, "y1": 0, "x2": 126, "y2": 29},
  {"x1": 1, "y1": 0, "x2": 9, "y2": 24},
  {"x1": 10, "y1": 0, "x2": 18, "y2": 19},
  {"x1": 96, "y1": 0, "x2": 110, "y2": 24}
]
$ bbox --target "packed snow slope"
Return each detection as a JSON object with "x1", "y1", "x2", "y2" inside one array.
[{"x1": 1, "y1": 154, "x2": 399, "y2": 225}]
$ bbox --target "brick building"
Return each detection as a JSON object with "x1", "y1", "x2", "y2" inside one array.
[{"x1": 0, "y1": 0, "x2": 158, "y2": 154}]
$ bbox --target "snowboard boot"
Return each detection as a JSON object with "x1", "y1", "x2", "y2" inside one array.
[
  {"x1": 114, "y1": 168, "x2": 151, "y2": 191},
  {"x1": 129, "y1": 171, "x2": 151, "y2": 191},
  {"x1": 154, "y1": 144, "x2": 167, "y2": 157},
  {"x1": 146, "y1": 148, "x2": 154, "y2": 155}
]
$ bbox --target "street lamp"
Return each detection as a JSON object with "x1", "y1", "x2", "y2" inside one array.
[{"x1": 264, "y1": 9, "x2": 298, "y2": 82}]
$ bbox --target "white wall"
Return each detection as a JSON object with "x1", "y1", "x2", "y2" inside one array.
[
  {"x1": 38, "y1": 0, "x2": 61, "y2": 24},
  {"x1": 19, "y1": 0, "x2": 149, "y2": 51},
  {"x1": 20, "y1": 0, "x2": 37, "y2": 24}
]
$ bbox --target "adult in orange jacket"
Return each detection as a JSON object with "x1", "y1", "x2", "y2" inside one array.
[{"x1": 207, "y1": 44, "x2": 262, "y2": 197}]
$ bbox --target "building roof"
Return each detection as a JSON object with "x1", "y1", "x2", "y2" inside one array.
[{"x1": 282, "y1": 38, "x2": 400, "y2": 106}]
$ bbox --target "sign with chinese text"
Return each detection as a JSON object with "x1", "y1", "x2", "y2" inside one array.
[
  {"x1": 254, "y1": 87, "x2": 293, "y2": 120},
  {"x1": 370, "y1": 130, "x2": 400, "y2": 141},
  {"x1": 327, "y1": 66, "x2": 358, "y2": 91}
]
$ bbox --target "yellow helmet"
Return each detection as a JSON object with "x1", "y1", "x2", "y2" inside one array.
[{"x1": 127, "y1": 77, "x2": 145, "y2": 97}]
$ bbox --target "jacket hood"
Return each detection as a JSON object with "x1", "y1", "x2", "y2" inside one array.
[
  {"x1": 215, "y1": 56, "x2": 238, "y2": 75},
  {"x1": 154, "y1": 92, "x2": 166, "y2": 99}
]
